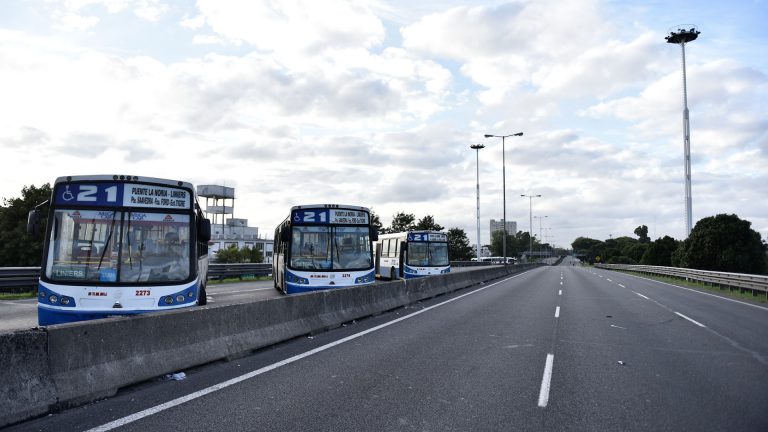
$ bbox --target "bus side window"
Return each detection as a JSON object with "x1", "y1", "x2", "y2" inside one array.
[
  {"x1": 381, "y1": 239, "x2": 389, "y2": 258},
  {"x1": 388, "y1": 239, "x2": 397, "y2": 258}
]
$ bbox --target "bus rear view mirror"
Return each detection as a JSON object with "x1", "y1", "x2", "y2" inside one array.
[
  {"x1": 371, "y1": 229, "x2": 379, "y2": 242},
  {"x1": 27, "y1": 209, "x2": 40, "y2": 236},
  {"x1": 281, "y1": 228, "x2": 291, "y2": 242},
  {"x1": 198, "y1": 219, "x2": 211, "y2": 242}
]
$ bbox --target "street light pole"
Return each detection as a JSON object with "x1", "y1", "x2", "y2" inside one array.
[
  {"x1": 485, "y1": 132, "x2": 523, "y2": 264},
  {"x1": 470, "y1": 143, "x2": 485, "y2": 261},
  {"x1": 534, "y1": 215, "x2": 548, "y2": 256},
  {"x1": 521, "y1": 194, "x2": 541, "y2": 262},
  {"x1": 666, "y1": 25, "x2": 700, "y2": 238}
]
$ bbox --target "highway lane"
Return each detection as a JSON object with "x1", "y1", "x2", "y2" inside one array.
[
  {"x1": 0, "y1": 298, "x2": 37, "y2": 332},
  {"x1": 545, "y1": 265, "x2": 768, "y2": 431},
  {"x1": 8, "y1": 263, "x2": 767, "y2": 431}
]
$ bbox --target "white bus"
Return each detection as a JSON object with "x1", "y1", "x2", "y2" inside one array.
[
  {"x1": 28, "y1": 175, "x2": 211, "y2": 325},
  {"x1": 374, "y1": 231, "x2": 451, "y2": 280},
  {"x1": 272, "y1": 204, "x2": 377, "y2": 294}
]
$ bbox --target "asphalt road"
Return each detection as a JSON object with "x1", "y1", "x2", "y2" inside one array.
[{"x1": 7, "y1": 259, "x2": 768, "y2": 431}]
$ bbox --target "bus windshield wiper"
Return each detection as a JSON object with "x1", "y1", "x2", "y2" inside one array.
[
  {"x1": 97, "y1": 212, "x2": 118, "y2": 271},
  {"x1": 126, "y1": 212, "x2": 133, "y2": 270}
]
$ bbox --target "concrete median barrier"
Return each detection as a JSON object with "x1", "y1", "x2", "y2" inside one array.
[
  {"x1": 0, "y1": 264, "x2": 540, "y2": 427},
  {"x1": 0, "y1": 330, "x2": 56, "y2": 426}
]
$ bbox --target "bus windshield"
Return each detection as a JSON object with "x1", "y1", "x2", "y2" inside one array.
[
  {"x1": 429, "y1": 242, "x2": 449, "y2": 266},
  {"x1": 290, "y1": 225, "x2": 372, "y2": 270},
  {"x1": 45, "y1": 209, "x2": 191, "y2": 283},
  {"x1": 407, "y1": 242, "x2": 449, "y2": 267}
]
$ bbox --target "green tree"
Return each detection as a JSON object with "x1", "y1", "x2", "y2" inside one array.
[
  {"x1": 571, "y1": 237, "x2": 602, "y2": 255},
  {"x1": 384, "y1": 211, "x2": 416, "y2": 234},
  {"x1": 447, "y1": 228, "x2": 473, "y2": 261},
  {"x1": 245, "y1": 245, "x2": 265, "y2": 263},
  {"x1": 673, "y1": 214, "x2": 767, "y2": 274},
  {"x1": 369, "y1": 209, "x2": 383, "y2": 234},
  {"x1": 0, "y1": 183, "x2": 52, "y2": 266},
  {"x1": 641, "y1": 236, "x2": 679, "y2": 266},
  {"x1": 414, "y1": 215, "x2": 444, "y2": 232},
  {"x1": 490, "y1": 230, "x2": 521, "y2": 257},
  {"x1": 634, "y1": 225, "x2": 650, "y2": 243},
  {"x1": 215, "y1": 245, "x2": 244, "y2": 263}
]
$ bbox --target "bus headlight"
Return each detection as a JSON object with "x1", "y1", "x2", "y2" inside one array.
[
  {"x1": 163, "y1": 296, "x2": 173, "y2": 305},
  {"x1": 286, "y1": 272, "x2": 309, "y2": 285},
  {"x1": 355, "y1": 272, "x2": 375, "y2": 284},
  {"x1": 176, "y1": 295, "x2": 185, "y2": 302},
  {"x1": 48, "y1": 295, "x2": 58, "y2": 304},
  {"x1": 60, "y1": 297, "x2": 70, "y2": 305}
]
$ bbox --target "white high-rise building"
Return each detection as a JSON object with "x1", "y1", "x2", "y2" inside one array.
[{"x1": 490, "y1": 219, "x2": 517, "y2": 237}]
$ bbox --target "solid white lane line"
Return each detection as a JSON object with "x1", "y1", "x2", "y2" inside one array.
[
  {"x1": 554, "y1": 306, "x2": 560, "y2": 318},
  {"x1": 538, "y1": 354, "x2": 555, "y2": 408},
  {"x1": 633, "y1": 292, "x2": 650, "y2": 300},
  {"x1": 674, "y1": 312, "x2": 707, "y2": 328},
  {"x1": 84, "y1": 272, "x2": 531, "y2": 432}
]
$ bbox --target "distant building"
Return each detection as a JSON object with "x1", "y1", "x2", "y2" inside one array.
[
  {"x1": 490, "y1": 219, "x2": 516, "y2": 237},
  {"x1": 198, "y1": 185, "x2": 273, "y2": 263}
]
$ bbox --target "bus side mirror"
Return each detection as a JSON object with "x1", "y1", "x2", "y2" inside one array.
[
  {"x1": 280, "y1": 228, "x2": 291, "y2": 242},
  {"x1": 198, "y1": 219, "x2": 211, "y2": 242},
  {"x1": 27, "y1": 209, "x2": 40, "y2": 236},
  {"x1": 371, "y1": 229, "x2": 378, "y2": 242}
]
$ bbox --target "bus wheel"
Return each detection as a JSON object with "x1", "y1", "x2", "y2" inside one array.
[
  {"x1": 198, "y1": 285, "x2": 208, "y2": 306},
  {"x1": 390, "y1": 268, "x2": 397, "y2": 280}
]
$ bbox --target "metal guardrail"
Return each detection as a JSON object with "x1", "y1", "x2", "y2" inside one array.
[
  {"x1": 0, "y1": 267, "x2": 40, "y2": 291},
  {"x1": 595, "y1": 263, "x2": 768, "y2": 299},
  {"x1": 0, "y1": 263, "x2": 273, "y2": 293},
  {"x1": 449, "y1": 261, "x2": 494, "y2": 267},
  {"x1": 207, "y1": 263, "x2": 272, "y2": 280}
]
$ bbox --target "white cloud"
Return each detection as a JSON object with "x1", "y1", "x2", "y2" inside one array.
[
  {"x1": 194, "y1": 0, "x2": 385, "y2": 55},
  {"x1": 52, "y1": 11, "x2": 100, "y2": 31},
  {"x1": 133, "y1": 0, "x2": 169, "y2": 22},
  {"x1": 2, "y1": 1, "x2": 767, "y2": 247}
]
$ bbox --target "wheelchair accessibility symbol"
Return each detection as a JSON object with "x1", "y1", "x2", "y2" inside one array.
[{"x1": 62, "y1": 185, "x2": 74, "y2": 201}]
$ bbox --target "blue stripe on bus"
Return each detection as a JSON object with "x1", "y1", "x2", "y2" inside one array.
[{"x1": 37, "y1": 282, "x2": 200, "y2": 326}]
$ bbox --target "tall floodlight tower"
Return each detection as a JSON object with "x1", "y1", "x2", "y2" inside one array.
[
  {"x1": 666, "y1": 25, "x2": 700, "y2": 237},
  {"x1": 470, "y1": 143, "x2": 485, "y2": 260}
]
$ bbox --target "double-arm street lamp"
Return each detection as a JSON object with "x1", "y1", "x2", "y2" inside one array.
[
  {"x1": 521, "y1": 194, "x2": 541, "y2": 262},
  {"x1": 470, "y1": 144, "x2": 485, "y2": 261},
  {"x1": 484, "y1": 132, "x2": 523, "y2": 264}
]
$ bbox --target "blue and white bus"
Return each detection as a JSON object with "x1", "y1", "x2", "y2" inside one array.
[
  {"x1": 28, "y1": 175, "x2": 211, "y2": 325},
  {"x1": 272, "y1": 204, "x2": 377, "y2": 294},
  {"x1": 374, "y1": 231, "x2": 451, "y2": 280}
]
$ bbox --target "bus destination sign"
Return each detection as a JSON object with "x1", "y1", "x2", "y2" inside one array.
[
  {"x1": 293, "y1": 209, "x2": 369, "y2": 225},
  {"x1": 407, "y1": 232, "x2": 448, "y2": 242},
  {"x1": 54, "y1": 182, "x2": 191, "y2": 210}
]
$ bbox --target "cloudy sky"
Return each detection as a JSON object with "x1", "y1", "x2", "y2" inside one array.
[{"x1": 1, "y1": 0, "x2": 766, "y2": 249}]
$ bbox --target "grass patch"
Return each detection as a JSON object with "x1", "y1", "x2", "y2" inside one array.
[
  {"x1": 208, "y1": 275, "x2": 273, "y2": 285},
  {"x1": 0, "y1": 291, "x2": 37, "y2": 300},
  {"x1": 618, "y1": 270, "x2": 768, "y2": 304}
]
